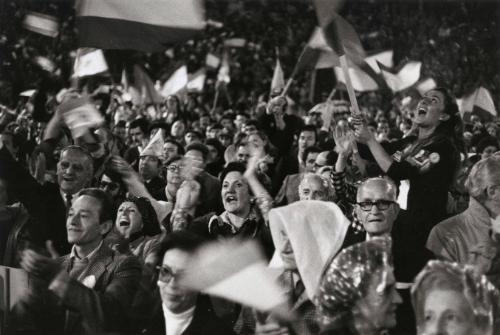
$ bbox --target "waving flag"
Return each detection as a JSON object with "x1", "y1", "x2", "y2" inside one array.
[
  {"x1": 334, "y1": 65, "x2": 378, "y2": 92},
  {"x1": 458, "y1": 87, "x2": 497, "y2": 121},
  {"x1": 187, "y1": 68, "x2": 206, "y2": 92},
  {"x1": 271, "y1": 59, "x2": 285, "y2": 93},
  {"x1": 73, "y1": 48, "x2": 109, "y2": 78},
  {"x1": 76, "y1": 0, "x2": 205, "y2": 52},
  {"x1": 416, "y1": 78, "x2": 437, "y2": 95},
  {"x1": 181, "y1": 240, "x2": 291, "y2": 318},
  {"x1": 161, "y1": 66, "x2": 189, "y2": 97},
  {"x1": 380, "y1": 62, "x2": 422, "y2": 92},
  {"x1": 365, "y1": 50, "x2": 394, "y2": 73},
  {"x1": 60, "y1": 96, "x2": 104, "y2": 138},
  {"x1": 217, "y1": 52, "x2": 231, "y2": 84},
  {"x1": 23, "y1": 12, "x2": 59, "y2": 37}
]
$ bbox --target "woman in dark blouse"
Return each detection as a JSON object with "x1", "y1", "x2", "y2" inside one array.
[{"x1": 354, "y1": 87, "x2": 464, "y2": 275}]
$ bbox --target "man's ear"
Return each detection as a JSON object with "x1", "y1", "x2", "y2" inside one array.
[
  {"x1": 393, "y1": 203, "x2": 400, "y2": 217},
  {"x1": 439, "y1": 113, "x2": 450, "y2": 121},
  {"x1": 100, "y1": 220, "x2": 113, "y2": 236}
]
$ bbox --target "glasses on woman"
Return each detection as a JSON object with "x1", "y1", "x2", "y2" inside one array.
[
  {"x1": 156, "y1": 265, "x2": 183, "y2": 283},
  {"x1": 356, "y1": 200, "x2": 395, "y2": 211}
]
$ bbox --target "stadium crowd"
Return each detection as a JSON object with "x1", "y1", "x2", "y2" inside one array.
[{"x1": 0, "y1": 0, "x2": 500, "y2": 335}]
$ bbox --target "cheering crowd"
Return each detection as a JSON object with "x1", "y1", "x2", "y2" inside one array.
[{"x1": 1, "y1": 0, "x2": 500, "y2": 335}]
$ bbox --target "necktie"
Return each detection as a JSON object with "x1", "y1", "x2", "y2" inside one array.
[{"x1": 65, "y1": 193, "x2": 73, "y2": 216}]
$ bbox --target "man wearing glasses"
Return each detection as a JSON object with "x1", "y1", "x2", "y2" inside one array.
[
  {"x1": 142, "y1": 232, "x2": 234, "y2": 335},
  {"x1": 354, "y1": 177, "x2": 399, "y2": 240},
  {"x1": 353, "y1": 177, "x2": 431, "y2": 334}
]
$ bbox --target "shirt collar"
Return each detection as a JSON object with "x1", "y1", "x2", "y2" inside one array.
[
  {"x1": 467, "y1": 197, "x2": 492, "y2": 227},
  {"x1": 70, "y1": 240, "x2": 103, "y2": 261}
]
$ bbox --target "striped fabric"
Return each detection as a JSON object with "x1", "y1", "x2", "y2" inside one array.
[{"x1": 76, "y1": 0, "x2": 205, "y2": 52}]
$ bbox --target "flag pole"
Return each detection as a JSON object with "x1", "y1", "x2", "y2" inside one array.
[
  {"x1": 280, "y1": 44, "x2": 308, "y2": 97},
  {"x1": 327, "y1": 87, "x2": 337, "y2": 101},
  {"x1": 339, "y1": 55, "x2": 360, "y2": 114},
  {"x1": 212, "y1": 83, "x2": 221, "y2": 110}
]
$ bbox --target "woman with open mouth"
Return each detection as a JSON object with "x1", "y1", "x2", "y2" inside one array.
[
  {"x1": 112, "y1": 196, "x2": 162, "y2": 265},
  {"x1": 353, "y1": 88, "x2": 464, "y2": 280}
]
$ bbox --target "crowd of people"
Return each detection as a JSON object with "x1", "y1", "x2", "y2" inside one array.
[{"x1": 0, "y1": 0, "x2": 500, "y2": 335}]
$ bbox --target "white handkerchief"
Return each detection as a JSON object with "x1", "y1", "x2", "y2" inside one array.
[{"x1": 82, "y1": 275, "x2": 96, "y2": 289}]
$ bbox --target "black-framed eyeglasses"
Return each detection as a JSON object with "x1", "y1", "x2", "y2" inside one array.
[
  {"x1": 356, "y1": 200, "x2": 395, "y2": 211},
  {"x1": 156, "y1": 265, "x2": 183, "y2": 283}
]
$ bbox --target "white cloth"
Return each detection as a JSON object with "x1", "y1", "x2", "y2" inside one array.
[
  {"x1": 162, "y1": 304, "x2": 195, "y2": 335},
  {"x1": 268, "y1": 200, "x2": 350, "y2": 300}
]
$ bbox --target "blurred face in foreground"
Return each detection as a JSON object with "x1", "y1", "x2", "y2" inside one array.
[
  {"x1": 353, "y1": 266, "x2": 402, "y2": 332},
  {"x1": 158, "y1": 248, "x2": 197, "y2": 313},
  {"x1": 419, "y1": 289, "x2": 474, "y2": 335}
]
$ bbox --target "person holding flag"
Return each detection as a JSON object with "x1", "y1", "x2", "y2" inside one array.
[{"x1": 353, "y1": 88, "x2": 464, "y2": 278}]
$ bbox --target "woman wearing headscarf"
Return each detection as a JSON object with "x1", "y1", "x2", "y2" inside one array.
[
  {"x1": 411, "y1": 260, "x2": 500, "y2": 335},
  {"x1": 315, "y1": 239, "x2": 402, "y2": 335},
  {"x1": 235, "y1": 200, "x2": 350, "y2": 335}
]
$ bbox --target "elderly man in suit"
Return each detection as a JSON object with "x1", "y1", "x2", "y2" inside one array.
[
  {"x1": 0, "y1": 139, "x2": 94, "y2": 254},
  {"x1": 15, "y1": 188, "x2": 142, "y2": 335}
]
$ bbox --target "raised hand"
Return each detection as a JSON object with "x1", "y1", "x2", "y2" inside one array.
[
  {"x1": 266, "y1": 96, "x2": 287, "y2": 116},
  {"x1": 352, "y1": 114, "x2": 375, "y2": 144},
  {"x1": 109, "y1": 155, "x2": 136, "y2": 180},
  {"x1": 20, "y1": 240, "x2": 60, "y2": 281},
  {"x1": 333, "y1": 123, "x2": 354, "y2": 155},
  {"x1": 175, "y1": 179, "x2": 201, "y2": 211}
]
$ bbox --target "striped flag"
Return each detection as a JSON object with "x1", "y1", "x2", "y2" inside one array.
[
  {"x1": 181, "y1": 239, "x2": 291, "y2": 318},
  {"x1": 76, "y1": 0, "x2": 205, "y2": 52},
  {"x1": 73, "y1": 48, "x2": 109, "y2": 78},
  {"x1": 270, "y1": 59, "x2": 285, "y2": 94},
  {"x1": 458, "y1": 87, "x2": 497, "y2": 121},
  {"x1": 23, "y1": 12, "x2": 59, "y2": 38},
  {"x1": 380, "y1": 62, "x2": 422, "y2": 92}
]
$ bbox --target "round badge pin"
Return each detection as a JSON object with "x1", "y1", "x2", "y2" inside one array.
[{"x1": 429, "y1": 152, "x2": 440, "y2": 163}]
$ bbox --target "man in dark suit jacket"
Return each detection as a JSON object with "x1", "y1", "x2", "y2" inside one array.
[
  {"x1": 0, "y1": 141, "x2": 94, "y2": 254},
  {"x1": 15, "y1": 188, "x2": 142, "y2": 335},
  {"x1": 141, "y1": 232, "x2": 234, "y2": 335}
]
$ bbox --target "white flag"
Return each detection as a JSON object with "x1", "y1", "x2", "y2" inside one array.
[
  {"x1": 161, "y1": 66, "x2": 188, "y2": 97},
  {"x1": 23, "y1": 12, "x2": 59, "y2": 37},
  {"x1": 73, "y1": 48, "x2": 109, "y2": 78},
  {"x1": 380, "y1": 61, "x2": 422, "y2": 92}
]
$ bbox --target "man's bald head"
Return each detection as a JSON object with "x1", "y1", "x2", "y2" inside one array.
[{"x1": 356, "y1": 177, "x2": 398, "y2": 203}]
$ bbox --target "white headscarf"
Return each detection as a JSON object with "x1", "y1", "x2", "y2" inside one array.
[{"x1": 269, "y1": 200, "x2": 350, "y2": 300}]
